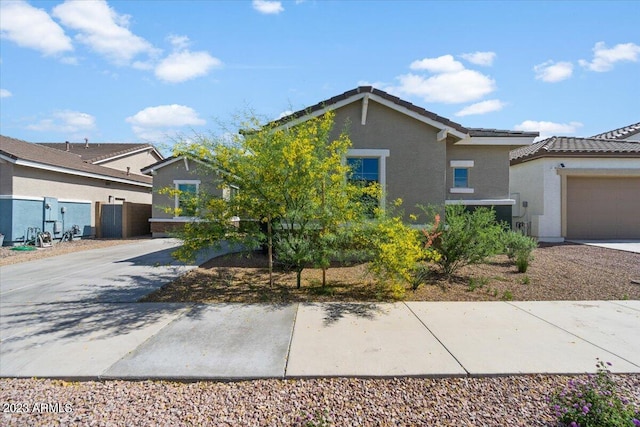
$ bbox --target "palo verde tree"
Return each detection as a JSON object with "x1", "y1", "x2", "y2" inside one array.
[{"x1": 171, "y1": 110, "x2": 369, "y2": 288}]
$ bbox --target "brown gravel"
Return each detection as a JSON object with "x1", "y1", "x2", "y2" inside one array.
[
  {"x1": 2, "y1": 375, "x2": 638, "y2": 426},
  {"x1": 143, "y1": 242, "x2": 640, "y2": 303},
  {"x1": 0, "y1": 237, "x2": 151, "y2": 267}
]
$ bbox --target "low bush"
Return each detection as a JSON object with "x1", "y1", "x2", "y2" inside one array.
[
  {"x1": 550, "y1": 360, "x2": 640, "y2": 427},
  {"x1": 503, "y1": 230, "x2": 537, "y2": 273}
]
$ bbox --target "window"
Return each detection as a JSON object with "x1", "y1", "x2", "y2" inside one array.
[
  {"x1": 453, "y1": 168, "x2": 469, "y2": 188},
  {"x1": 347, "y1": 157, "x2": 379, "y2": 185},
  {"x1": 450, "y1": 160, "x2": 474, "y2": 194},
  {"x1": 174, "y1": 180, "x2": 200, "y2": 217}
]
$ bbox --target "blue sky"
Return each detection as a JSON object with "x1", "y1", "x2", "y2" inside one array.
[{"x1": 1, "y1": 0, "x2": 639, "y2": 153}]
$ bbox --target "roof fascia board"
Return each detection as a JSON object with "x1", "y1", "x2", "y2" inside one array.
[
  {"x1": 92, "y1": 146, "x2": 162, "y2": 164},
  {"x1": 141, "y1": 155, "x2": 213, "y2": 174},
  {"x1": 1, "y1": 154, "x2": 151, "y2": 187},
  {"x1": 456, "y1": 136, "x2": 536, "y2": 146},
  {"x1": 275, "y1": 93, "x2": 469, "y2": 140}
]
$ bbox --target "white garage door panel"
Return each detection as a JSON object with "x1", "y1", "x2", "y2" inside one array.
[{"x1": 567, "y1": 177, "x2": 640, "y2": 239}]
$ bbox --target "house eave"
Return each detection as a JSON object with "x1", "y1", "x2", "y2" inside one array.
[
  {"x1": 456, "y1": 136, "x2": 537, "y2": 146},
  {"x1": 92, "y1": 146, "x2": 163, "y2": 165},
  {"x1": 0, "y1": 153, "x2": 152, "y2": 188}
]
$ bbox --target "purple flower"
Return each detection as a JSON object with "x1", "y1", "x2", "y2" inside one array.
[
  {"x1": 632, "y1": 418, "x2": 640, "y2": 427},
  {"x1": 570, "y1": 422, "x2": 579, "y2": 427},
  {"x1": 582, "y1": 405, "x2": 590, "y2": 414},
  {"x1": 606, "y1": 361, "x2": 612, "y2": 366}
]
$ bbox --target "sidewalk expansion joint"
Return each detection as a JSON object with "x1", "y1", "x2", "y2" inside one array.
[
  {"x1": 506, "y1": 301, "x2": 640, "y2": 370},
  {"x1": 402, "y1": 302, "x2": 470, "y2": 376},
  {"x1": 282, "y1": 303, "x2": 300, "y2": 379}
]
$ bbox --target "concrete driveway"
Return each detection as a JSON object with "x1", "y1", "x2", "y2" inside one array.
[
  {"x1": 0, "y1": 238, "x2": 200, "y2": 303},
  {"x1": 569, "y1": 240, "x2": 640, "y2": 254}
]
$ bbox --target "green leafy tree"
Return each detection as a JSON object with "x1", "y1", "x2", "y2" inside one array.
[{"x1": 171, "y1": 111, "x2": 366, "y2": 288}]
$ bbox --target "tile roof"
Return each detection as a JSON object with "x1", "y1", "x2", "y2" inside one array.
[
  {"x1": 273, "y1": 86, "x2": 469, "y2": 133},
  {"x1": 591, "y1": 122, "x2": 640, "y2": 140},
  {"x1": 510, "y1": 136, "x2": 640, "y2": 164},
  {"x1": 272, "y1": 86, "x2": 539, "y2": 140},
  {"x1": 38, "y1": 142, "x2": 158, "y2": 163},
  {"x1": 0, "y1": 135, "x2": 152, "y2": 185},
  {"x1": 468, "y1": 128, "x2": 539, "y2": 138}
]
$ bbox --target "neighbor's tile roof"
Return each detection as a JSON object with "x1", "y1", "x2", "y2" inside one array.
[
  {"x1": 510, "y1": 136, "x2": 640, "y2": 163},
  {"x1": 0, "y1": 135, "x2": 152, "y2": 185},
  {"x1": 468, "y1": 128, "x2": 539, "y2": 138},
  {"x1": 591, "y1": 122, "x2": 640, "y2": 140},
  {"x1": 38, "y1": 142, "x2": 158, "y2": 163}
]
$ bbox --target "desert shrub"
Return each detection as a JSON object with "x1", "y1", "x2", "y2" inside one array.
[
  {"x1": 550, "y1": 360, "x2": 640, "y2": 427},
  {"x1": 503, "y1": 230, "x2": 537, "y2": 273},
  {"x1": 360, "y1": 201, "x2": 424, "y2": 299},
  {"x1": 428, "y1": 204, "x2": 505, "y2": 277}
]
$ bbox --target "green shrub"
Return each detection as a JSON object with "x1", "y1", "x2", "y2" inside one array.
[
  {"x1": 428, "y1": 204, "x2": 505, "y2": 277},
  {"x1": 550, "y1": 360, "x2": 640, "y2": 427},
  {"x1": 503, "y1": 231, "x2": 537, "y2": 273}
]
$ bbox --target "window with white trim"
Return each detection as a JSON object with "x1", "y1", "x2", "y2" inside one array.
[
  {"x1": 450, "y1": 160, "x2": 474, "y2": 194},
  {"x1": 346, "y1": 149, "x2": 389, "y2": 214},
  {"x1": 174, "y1": 180, "x2": 200, "y2": 217}
]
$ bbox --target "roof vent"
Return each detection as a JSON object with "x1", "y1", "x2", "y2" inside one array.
[
  {"x1": 84, "y1": 137, "x2": 89, "y2": 148},
  {"x1": 65, "y1": 141, "x2": 70, "y2": 151}
]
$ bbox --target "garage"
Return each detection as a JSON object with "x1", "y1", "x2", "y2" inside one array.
[{"x1": 566, "y1": 176, "x2": 640, "y2": 239}]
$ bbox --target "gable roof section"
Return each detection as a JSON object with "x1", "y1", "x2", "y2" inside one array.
[
  {"x1": 141, "y1": 155, "x2": 216, "y2": 175},
  {"x1": 271, "y1": 86, "x2": 538, "y2": 145},
  {"x1": 510, "y1": 136, "x2": 640, "y2": 164},
  {"x1": 273, "y1": 86, "x2": 469, "y2": 139},
  {"x1": 1, "y1": 135, "x2": 152, "y2": 187},
  {"x1": 591, "y1": 122, "x2": 640, "y2": 140},
  {"x1": 38, "y1": 142, "x2": 162, "y2": 164}
]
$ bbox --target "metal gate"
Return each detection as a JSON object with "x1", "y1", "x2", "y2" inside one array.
[{"x1": 101, "y1": 204, "x2": 122, "y2": 238}]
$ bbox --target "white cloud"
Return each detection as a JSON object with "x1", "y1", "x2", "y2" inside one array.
[
  {"x1": 52, "y1": 0, "x2": 157, "y2": 65},
  {"x1": 455, "y1": 99, "x2": 505, "y2": 117},
  {"x1": 579, "y1": 41, "x2": 640, "y2": 72},
  {"x1": 126, "y1": 104, "x2": 205, "y2": 139},
  {"x1": 534, "y1": 60, "x2": 573, "y2": 82},
  {"x1": 0, "y1": 1, "x2": 73, "y2": 56},
  {"x1": 277, "y1": 110, "x2": 294, "y2": 119},
  {"x1": 0, "y1": 89, "x2": 12, "y2": 98},
  {"x1": 410, "y1": 55, "x2": 465, "y2": 73},
  {"x1": 27, "y1": 110, "x2": 96, "y2": 133},
  {"x1": 393, "y1": 70, "x2": 496, "y2": 104},
  {"x1": 460, "y1": 51, "x2": 496, "y2": 66},
  {"x1": 252, "y1": 0, "x2": 284, "y2": 14},
  {"x1": 155, "y1": 38, "x2": 222, "y2": 83},
  {"x1": 514, "y1": 120, "x2": 583, "y2": 139}
]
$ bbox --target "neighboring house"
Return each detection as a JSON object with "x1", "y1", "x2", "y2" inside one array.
[
  {"x1": 509, "y1": 122, "x2": 640, "y2": 241},
  {"x1": 0, "y1": 135, "x2": 158, "y2": 245},
  {"x1": 143, "y1": 86, "x2": 537, "y2": 233},
  {"x1": 38, "y1": 138, "x2": 163, "y2": 175},
  {"x1": 141, "y1": 156, "x2": 233, "y2": 237}
]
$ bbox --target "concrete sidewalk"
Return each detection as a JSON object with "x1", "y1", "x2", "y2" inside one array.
[{"x1": 1, "y1": 300, "x2": 638, "y2": 380}]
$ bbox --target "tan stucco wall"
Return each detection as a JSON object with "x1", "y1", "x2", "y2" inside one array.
[
  {"x1": 10, "y1": 165, "x2": 152, "y2": 227},
  {"x1": 0, "y1": 161, "x2": 13, "y2": 194},
  {"x1": 330, "y1": 100, "x2": 447, "y2": 216},
  {"x1": 151, "y1": 159, "x2": 223, "y2": 219},
  {"x1": 98, "y1": 150, "x2": 163, "y2": 174},
  {"x1": 446, "y1": 143, "x2": 512, "y2": 200}
]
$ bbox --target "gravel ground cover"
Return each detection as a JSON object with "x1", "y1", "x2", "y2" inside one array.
[
  {"x1": 143, "y1": 242, "x2": 640, "y2": 303},
  {"x1": 2, "y1": 375, "x2": 639, "y2": 426}
]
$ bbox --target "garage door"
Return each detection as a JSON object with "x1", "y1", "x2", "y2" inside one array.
[{"x1": 566, "y1": 176, "x2": 640, "y2": 239}]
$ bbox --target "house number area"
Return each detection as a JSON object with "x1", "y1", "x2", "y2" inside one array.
[{"x1": 2, "y1": 401, "x2": 74, "y2": 414}]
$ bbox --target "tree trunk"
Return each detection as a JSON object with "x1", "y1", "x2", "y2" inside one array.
[
  {"x1": 267, "y1": 220, "x2": 273, "y2": 287},
  {"x1": 296, "y1": 269, "x2": 302, "y2": 289}
]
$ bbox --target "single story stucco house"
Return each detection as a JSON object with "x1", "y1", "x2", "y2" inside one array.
[
  {"x1": 0, "y1": 135, "x2": 162, "y2": 245},
  {"x1": 143, "y1": 86, "x2": 538, "y2": 235},
  {"x1": 509, "y1": 122, "x2": 640, "y2": 241}
]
